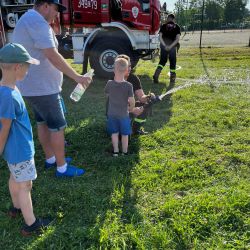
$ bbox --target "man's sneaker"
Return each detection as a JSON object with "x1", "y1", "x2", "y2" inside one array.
[
  {"x1": 8, "y1": 207, "x2": 21, "y2": 218},
  {"x1": 21, "y1": 218, "x2": 52, "y2": 236},
  {"x1": 45, "y1": 157, "x2": 72, "y2": 169},
  {"x1": 55, "y1": 165, "x2": 85, "y2": 177}
]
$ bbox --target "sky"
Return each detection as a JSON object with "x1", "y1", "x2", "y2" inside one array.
[{"x1": 160, "y1": 0, "x2": 250, "y2": 12}]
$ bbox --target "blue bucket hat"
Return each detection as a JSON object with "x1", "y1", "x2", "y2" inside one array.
[{"x1": 0, "y1": 43, "x2": 40, "y2": 65}]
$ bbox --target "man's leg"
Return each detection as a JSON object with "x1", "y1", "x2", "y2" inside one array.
[
  {"x1": 37, "y1": 123, "x2": 55, "y2": 160},
  {"x1": 153, "y1": 45, "x2": 168, "y2": 83},
  {"x1": 50, "y1": 130, "x2": 66, "y2": 167},
  {"x1": 29, "y1": 94, "x2": 84, "y2": 177},
  {"x1": 169, "y1": 47, "x2": 177, "y2": 84}
]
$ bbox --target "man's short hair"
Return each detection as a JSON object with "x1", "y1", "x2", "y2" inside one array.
[
  {"x1": 114, "y1": 58, "x2": 128, "y2": 73},
  {"x1": 167, "y1": 13, "x2": 175, "y2": 19}
]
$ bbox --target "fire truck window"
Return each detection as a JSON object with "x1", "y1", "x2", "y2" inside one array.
[
  {"x1": 138, "y1": 0, "x2": 150, "y2": 13},
  {"x1": 111, "y1": 0, "x2": 122, "y2": 20}
]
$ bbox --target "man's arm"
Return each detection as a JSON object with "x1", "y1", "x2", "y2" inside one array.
[
  {"x1": 43, "y1": 48, "x2": 91, "y2": 87},
  {"x1": 168, "y1": 34, "x2": 180, "y2": 50},
  {"x1": 0, "y1": 118, "x2": 12, "y2": 155},
  {"x1": 159, "y1": 33, "x2": 167, "y2": 48}
]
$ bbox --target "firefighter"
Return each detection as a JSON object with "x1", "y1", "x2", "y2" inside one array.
[
  {"x1": 116, "y1": 54, "x2": 157, "y2": 135},
  {"x1": 153, "y1": 13, "x2": 181, "y2": 84}
]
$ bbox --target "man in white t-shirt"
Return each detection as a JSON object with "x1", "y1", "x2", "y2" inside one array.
[{"x1": 13, "y1": 0, "x2": 90, "y2": 177}]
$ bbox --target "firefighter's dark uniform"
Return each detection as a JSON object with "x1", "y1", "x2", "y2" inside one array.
[{"x1": 153, "y1": 20, "x2": 181, "y2": 84}]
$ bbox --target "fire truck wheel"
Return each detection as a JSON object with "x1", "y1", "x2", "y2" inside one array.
[{"x1": 89, "y1": 39, "x2": 132, "y2": 78}]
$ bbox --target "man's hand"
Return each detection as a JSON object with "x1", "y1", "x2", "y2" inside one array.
[
  {"x1": 146, "y1": 92, "x2": 156, "y2": 102},
  {"x1": 75, "y1": 75, "x2": 92, "y2": 89},
  {"x1": 165, "y1": 45, "x2": 171, "y2": 51},
  {"x1": 131, "y1": 106, "x2": 144, "y2": 116}
]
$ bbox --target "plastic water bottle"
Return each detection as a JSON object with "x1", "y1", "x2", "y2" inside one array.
[{"x1": 70, "y1": 69, "x2": 94, "y2": 102}]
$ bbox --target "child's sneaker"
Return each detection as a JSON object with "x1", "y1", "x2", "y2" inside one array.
[
  {"x1": 8, "y1": 207, "x2": 21, "y2": 218},
  {"x1": 55, "y1": 165, "x2": 85, "y2": 177},
  {"x1": 45, "y1": 157, "x2": 72, "y2": 169},
  {"x1": 21, "y1": 218, "x2": 52, "y2": 236},
  {"x1": 121, "y1": 152, "x2": 128, "y2": 156},
  {"x1": 112, "y1": 151, "x2": 119, "y2": 157}
]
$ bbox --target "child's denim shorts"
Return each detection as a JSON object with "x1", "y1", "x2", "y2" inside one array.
[
  {"x1": 25, "y1": 94, "x2": 67, "y2": 132},
  {"x1": 8, "y1": 158, "x2": 37, "y2": 182},
  {"x1": 107, "y1": 116, "x2": 131, "y2": 135}
]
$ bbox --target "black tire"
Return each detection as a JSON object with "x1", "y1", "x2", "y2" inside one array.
[{"x1": 89, "y1": 38, "x2": 133, "y2": 78}]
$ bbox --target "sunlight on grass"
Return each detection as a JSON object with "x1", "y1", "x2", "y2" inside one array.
[{"x1": 0, "y1": 47, "x2": 249, "y2": 249}]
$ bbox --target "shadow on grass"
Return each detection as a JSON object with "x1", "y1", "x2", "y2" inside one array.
[
  {"x1": 0, "y1": 74, "x2": 176, "y2": 248},
  {"x1": 19, "y1": 103, "x2": 143, "y2": 248}
]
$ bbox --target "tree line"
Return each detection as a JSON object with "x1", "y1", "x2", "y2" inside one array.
[{"x1": 165, "y1": 0, "x2": 250, "y2": 31}]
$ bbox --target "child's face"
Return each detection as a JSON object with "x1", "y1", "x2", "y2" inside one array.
[
  {"x1": 127, "y1": 62, "x2": 131, "y2": 75},
  {"x1": 15, "y1": 63, "x2": 30, "y2": 81}
]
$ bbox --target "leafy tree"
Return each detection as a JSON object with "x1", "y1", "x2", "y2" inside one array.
[
  {"x1": 224, "y1": 0, "x2": 248, "y2": 22},
  {"x1": 205, "y1": 1, "x2": 224, "y2": 20}
]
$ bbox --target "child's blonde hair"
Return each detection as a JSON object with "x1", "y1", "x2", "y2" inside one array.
[
  {"x1": 114, "y1": 58, "x2": 128, "y2": 73},
  {"x1": 116, "y1": 54, "x2": 130, "y2": 64}
]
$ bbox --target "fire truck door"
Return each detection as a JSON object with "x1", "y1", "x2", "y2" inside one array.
[{"x1": 72, "y1": 0, "x2": 109, "y2": 24}]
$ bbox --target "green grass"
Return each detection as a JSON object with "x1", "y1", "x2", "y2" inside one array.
[{"x1": 0, "y1": 47, "x2": 249, "y2": 249}]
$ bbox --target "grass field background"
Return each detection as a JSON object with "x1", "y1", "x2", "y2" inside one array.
[{"x1": 0, "y1": 47, "x2": 249, "y2": 249}]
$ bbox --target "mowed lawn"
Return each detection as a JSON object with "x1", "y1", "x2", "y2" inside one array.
[{"x1": 0, "y1": 47, "x2": 249, "y2": 249}]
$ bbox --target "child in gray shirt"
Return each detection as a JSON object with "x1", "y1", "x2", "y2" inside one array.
[{"x1": 105, "y1": 58, "x2": 135, "y2": 156}]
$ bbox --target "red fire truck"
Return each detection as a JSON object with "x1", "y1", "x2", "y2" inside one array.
[{"x1": 0, "y1": 0, "x2": 160, "y2": 77}]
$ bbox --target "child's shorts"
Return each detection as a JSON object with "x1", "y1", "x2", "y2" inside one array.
[
  {"x1": 107, "y1": 116, "x2": 131, "y2": 136},
  {"x1": 7, "y1": 158, "x2": 37, "y2": 183}
]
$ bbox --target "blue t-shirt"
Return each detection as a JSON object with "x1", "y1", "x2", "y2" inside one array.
[{"x1": 0, "y1": 86, "x2": 35, "y2": 164}]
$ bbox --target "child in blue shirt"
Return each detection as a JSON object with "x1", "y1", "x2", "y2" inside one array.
[{"x1": 0, "y1": 43, "x2": 51, "y2": 236}]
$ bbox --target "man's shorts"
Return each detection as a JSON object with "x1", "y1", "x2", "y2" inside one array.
[
  {"x1": 7, "y1": 158, "x2": 37, "y2": 183},
  {"x1": 25, "y1": 94, "x2": 67, "y2": 132},
  {"x1": 107, "y1": 116, "x2": 131, "y2": 135}
]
